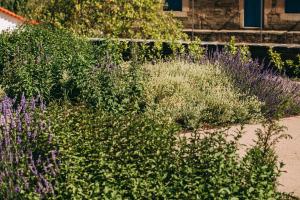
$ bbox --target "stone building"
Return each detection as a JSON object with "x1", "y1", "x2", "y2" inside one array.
[
  {"x1": 0, "y1": 7, "x2": 37, "y2": 33},
  {"x1": 164, "y1": 0, "x2": 300, "y2": 43}
]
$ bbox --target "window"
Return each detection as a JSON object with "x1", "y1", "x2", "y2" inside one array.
[
  {"x1": 285, "y1": 0, "x2": 300, "y2": 13},
  {"x1": 272, "y1": 0, "x2": 277, "y2": 8},
  {"x1": 164, "y1": 0, "x2": 182, "y2": 11}
]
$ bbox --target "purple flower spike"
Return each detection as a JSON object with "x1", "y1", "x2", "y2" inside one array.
[
  {"x1": 30, "y1": 97, "x2": 36, "y2": 110},
  {"x1": 0, "y1": 115, "x2": 5, "y2": 126},
  {"x1": 27, "y1": 131, "x2": 32, "y2": 138},
  {"x1": 0, "y1": 95, "x2": 57, "y2": 198},
  {"x1": 24, "y1": 113, "x2": 31, "y2": 126},
  {"x1": 14, "y1": 186, "x2": 20, "y2": 193},
  {"x1": 20, "y1": 94, "x2": 27, "y2": 113},
  {"x1": 17, "y1": 136, "x2": 22, "y2": 144}
]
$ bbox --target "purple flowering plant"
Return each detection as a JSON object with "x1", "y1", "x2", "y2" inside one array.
[
  {"x1": 204, "y1": 49, "x2": 300, "y2": 118},
  {"x1": 0, "y1": 95, "x2": 58, "y2": 199}
]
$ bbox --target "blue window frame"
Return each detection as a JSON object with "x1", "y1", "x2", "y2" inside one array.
[
  {"x1": 285, "y1": 0, "x2": 300, "y2": 13},
  {"x1": 164, "y1": 0, "x2": 182, "y2": 11}
]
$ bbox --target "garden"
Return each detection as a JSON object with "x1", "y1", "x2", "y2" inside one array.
[{"x1": 0, "y1": 25, "x2": 299, "y2": 199}]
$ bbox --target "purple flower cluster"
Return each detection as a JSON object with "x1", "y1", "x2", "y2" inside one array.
[
  {"x1": 205, "y1": 50, "x2": 300, "y2": 117},
  {"x1": 0, "y1": 95, "x2": 58, "y2": 199}
]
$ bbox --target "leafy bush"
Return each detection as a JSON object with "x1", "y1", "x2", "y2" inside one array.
[
  {"x1": 187, "y1": 38, "x2": 206, "y2": 62},
  {"x1": 45, "y1": 104, "x2": 285, "y2": 199},
  {"x1": 225, "y1": 36, "x2": 251, "y2": 62},
  {"x1": 143, "y1": 60, "x2": 263, "y2": 129},
  {"x1": 80, "y1": 60, "x2": 146, "y2": 113},
  {"x1": 268, "y1": 48, "x2": 300, "y2": 79},
  {"x1": 0, "y1": 26, "x2": 147, "y2": 113},
  {"x1": 0, "y1": 25, "x2": 94, "y2": 101},
  {"x1": 207, "y1": 50, "x2": 300, "y2": 118},
  {"x1": 47, "y1": 104, "x2": 178, "y2": 199},
  {"x1": 0, "y1": 96, "x2": 57, "y2": 199},
  {"x1": 269, "y1": 48, "x2": 285, "y2": 73}
]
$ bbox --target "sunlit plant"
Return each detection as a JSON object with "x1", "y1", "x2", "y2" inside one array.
[{"x1": 0, "y1": 96, "x2": 58, "y2": 199}]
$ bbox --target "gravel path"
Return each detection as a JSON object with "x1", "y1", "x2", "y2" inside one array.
[{"x1": 230, "y1": 116, "x2": 300, "y2": 197}]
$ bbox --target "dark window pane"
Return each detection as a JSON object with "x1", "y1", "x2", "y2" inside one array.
[
  {"x1": 285, "y1": 0, "x2": 300, "y2": 13},
  {"x1": 164, "y1": 0, "x2": 182, "y2": 11}
]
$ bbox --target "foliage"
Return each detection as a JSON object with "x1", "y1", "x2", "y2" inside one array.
[
  {"x1": 187, "y1": 37, "x2": 205, "y2": 61},
  {"x1": 49, "y1": 105, "x2": 177, "y2": 199},
  {"x1": 44, "y1": 103, "x2": 286, "y2": 199},
  {"x1": 81, "y1": 60, "x2": 146, "y2": 113},
  {"x1": 0, "y1": 0, "x2": 31, "y2": 16},
  {"x1": 226, "y1": 36, "x2": 239, "y2": 55},
  {"x1": 143, "y1": 60, "x2": 263, "y2": 129},
  {"x1": 0, "y1": 25, "x2": 94, "y2": 101},
  {"x1": 225, "y1": 36, "x2": 251, "y2": 62},
  {"x1": 268, "y1": 48, "x2": 300, "y2": 78},
  {"x1": 91, "y1": 39, "x2": 126, "y2": 68},
  {"x1": 0, "y1": 25, "x2": 297, "y2": 199},
  {"x1": 0, "y1": 96, "x2": 57, "y2": 199},
  {"x1": 240, "y1": 121, "x2": 290, "y2": 199},
  {"x1": 1, "y1": 26, "x2": 299, "y2": 121},
  {"x1": 4, "y1": 0, "x2": 185, "y2": 40},
  {"x1": 269, "y1": 48, "x2": 285, "y2": 73},
  {"x1": 208, "y1": 50, "x2": 300, "y2": 118},
  {"x1": 0, "y1": 26, "x2": 156, "y2": 113},
  {"x1": 0, "y1": 85, "x2": 6, "y2": 99}
]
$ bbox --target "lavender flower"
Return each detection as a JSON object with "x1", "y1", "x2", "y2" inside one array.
[
  {"x1": 203, "y1": 49, "x2": 300, "y2": 117},
  {"x1": 14, "y1": 186, "x2": 20, "y2": 193},
  {"x1": 0, "y1": 96, "x2": 58, "y2": 199}
]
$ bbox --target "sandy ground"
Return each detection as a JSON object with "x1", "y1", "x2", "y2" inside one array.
[{"x1": 228, "y1": 116, "x2": 300, "y2": 197}]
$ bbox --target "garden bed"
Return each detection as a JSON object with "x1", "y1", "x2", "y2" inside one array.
[{"x1": 1, "y1": 26, "x2": 300, "y2": 199}]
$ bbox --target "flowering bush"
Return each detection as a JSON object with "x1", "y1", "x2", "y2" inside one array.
[
  {"x1": 206, "y1": 50, "x2": 300, "y2": 118},
  {"x1": 143, "y1": 60, "x2": 262, "y2": 129},
  {"x1": 0, "y1": 25, "x2": 94, "y2": 101},
  {"x1": 0, "y1": 96, "x2": 57, "y2": 199}
]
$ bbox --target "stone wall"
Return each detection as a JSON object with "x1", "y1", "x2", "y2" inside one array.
[
  {"x1": 173, "y1": 0, "x2": 300, "y2": 31},
  {"x1": 267, "y1": 12, "x2": 300, "y2": 30},
  {"x1": 265, "y1": 0, "x2": 300, "y2": 31},
  {"x1": 182, "y1": 0, "x2": 240, "y2": 30},
  {"x1": 184, "y1": 30, "x2": 300, "y2": 44}
]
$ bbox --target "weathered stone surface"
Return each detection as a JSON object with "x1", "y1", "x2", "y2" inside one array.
[
  {"x1": 185, "y1": 0, "x2": 239, "y2": 30},
  {"x1": 184, "y1": 29, "x2": 300, "y2": 44},
  {"x1": 175, "y1": 0, "x2": 300, "y2": 32},
  {"x1": 173, "y1": 0, "x2": 300, "y2": 43}
]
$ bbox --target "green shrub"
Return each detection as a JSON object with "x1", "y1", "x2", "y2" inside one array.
[
  {"x1": 0, "y1": 25, "x2": 94, "y2": 101},
  {"x1": 225, "y1": 36, "x2": 251, "y2": 62},
  {"x1": 80, "y1": 60, "x2": 147, "y2": 113},
  {"x1": 0, "y1": 26, "x2": 147, "y2": 113},
  {"x1": 46, "y1": 104, "x2": 284, "y2": 199},
  {"x1": 143, "y1": 60, "x2": 263, "y2": 129},
  {"x1": 187, "y1": 37, "x2": 205, "y2": 61},
  {"x1": 239, "y1": 122, "x2": 290, "y2": 199},
  {"x1": 269, "y1": 48, "x2": 300, "y2": 79},
  {"x1": 48, "y1": 104, "x2": 179, "y2": 199},
  {"x1": 269, "y1": 48, "x2": 285, "y2": 73}
]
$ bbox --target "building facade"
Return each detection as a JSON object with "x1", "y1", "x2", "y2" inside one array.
[
  {"x1": 0, "y1": 7, "x2": 37, "y2": 33},
  {"x1": 164, "y1": 0, "x2": 300, "y2": 31}
]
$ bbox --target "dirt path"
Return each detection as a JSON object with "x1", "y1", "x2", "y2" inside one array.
[{"x1": 229, "y1": 116, "x2": 300, "y2": 197}]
